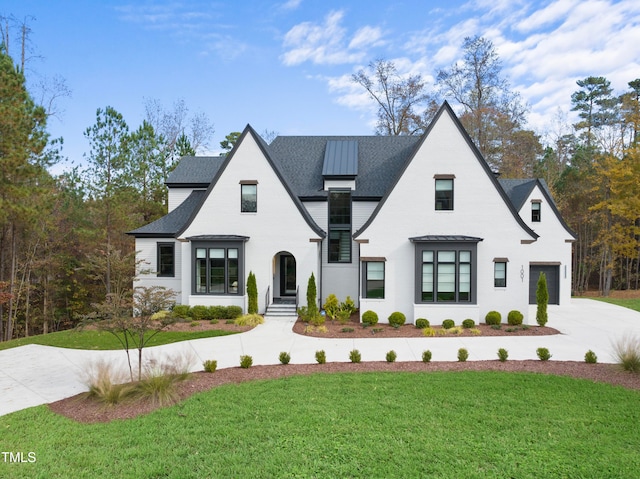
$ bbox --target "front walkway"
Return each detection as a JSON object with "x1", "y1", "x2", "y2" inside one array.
[{"x1": 1, "y1": 299, "x2": 639, "y2": 417}]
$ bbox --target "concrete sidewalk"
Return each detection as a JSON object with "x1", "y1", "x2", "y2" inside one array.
[{"x1": 1, "y1": 298, "x2": 639, "y2": 417}]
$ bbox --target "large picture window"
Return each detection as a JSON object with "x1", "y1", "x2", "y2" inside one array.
[
  {"x1": 157, "y1": 242, "x2": 175, "y2": 277},
  {"x1": 193, "y1": 242, "x2": 242, "y2": 295},
  {"x1": 328, "y1": 190, "x2": 351, "y2": 262}
]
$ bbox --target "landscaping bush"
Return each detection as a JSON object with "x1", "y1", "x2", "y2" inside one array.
[
  {"x1": 386, "y1": 350, "x2": 397, "y2": 363},
  {"x1": 171, "y1": 304, "x2": 191, "y2": 319},
  {"x1": 470, "y1": 328, "x2": 481, "y2": 335},
  {"x1": 612, "y1": 335, "x2": 640, "y2": 372},
  {"x1": 190, "y1": 305, "x2": 209, "y2": 321},
  {"x1": 422, "y1": 327, "x2": 436, "y2": 337},
  {"x1": 536, "y1": 272, "x2": 549, "y2": 326},
  {"x1": 388, "y1": 311, "x2": 406, "y2": 328},
  {"x1": 462, "y1": 318, "x2": 475, "y2": 329},
  {"x1": 361, "y1": 310, "x2": 379, "y2": 327},
  {"x1": 247, "y1": 271, "x2": 258, "y2": 314},
  {"x1": 485, "y1": 311, "x2": 502, "y2": 325},
  {"x1": 83, "y1": 360, "x2": 134, "y2": 405},
  {"x1": 315, "y1": 350, "x2": 326, "y2": 364},
  {"x1": 340, "y1": 296, "x2": 357, "y2": 315},
  {"x1": 279, "y1": 352, "x2": 291, "y2": 365},
  {"x1": 323, "y1": 294, "x2": 339, "y2": 320},
  {"x1": 497, "y1": 348, "x2": 508, "y2": 362},
  {"x1": 536, "y1": 347, "x2": 552, "y2": 361},
  {"x1": 442, "y1": 319, "x2": 455, "y2": 329},
  {"x1": 240, "y1": 355, "x2": 253, "y2": 369},
  {"x1": 309, "y1": 311, "x2": 326, "y2": 327},
  {"x1": 234, "y1": 314, "x2": 264, "y2": 327},
  {"x1": 349, "y1": 349, "x2": 362, "y2": 363},
  {"x1": 341, "y1": 327, "x2": 354, "y2": 333},
  {"x1": 203, "y1": 359, "x2": 217, "y2": 372},
  {"x1": 584, "y1": 350, "x2": 598, "y2": 364},
  {"x1": 457, "y1": 348, "x2": 469, "y2": 362},
  {"x1": 415, "y1": 318, "x2": 429, "y2": 329},
  {"x1": 225, "y1": 306, "x2": 243, "y2": 319},
  {"x1": 336, "y1": 309, "x2": 351, "y2": 324},
  {"x1": 507, "y1": 310, "x2": 524, "y2": 326},
  {"x1": 422, "y1": 350, "x2": 432, "y2": 363}
]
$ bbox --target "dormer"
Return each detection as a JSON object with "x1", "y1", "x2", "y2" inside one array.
[{"x1": 322, "y1": 140, "x2": 358, "y2": 191}]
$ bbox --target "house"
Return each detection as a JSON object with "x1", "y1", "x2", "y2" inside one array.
[{"x1": 129, "y1": 102, "x2": 576, "y2": 324}]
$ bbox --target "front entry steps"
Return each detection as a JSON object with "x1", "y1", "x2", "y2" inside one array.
[{"x1": 264, "y1": 302, "x2": 298, "y2": 319}]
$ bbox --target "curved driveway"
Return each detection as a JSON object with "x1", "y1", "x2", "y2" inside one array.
[{"x1": 1, "y1": 298, "x2": 639, "y2": 417}]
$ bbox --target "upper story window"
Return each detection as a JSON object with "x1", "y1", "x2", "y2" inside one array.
[
  {"x1": 157, "y1": 242, "x2": 175, "y2": 277},
  {"x1": 435, "y1": 176, "x2": 454, "y2": 210},
  {"x1": 328, "y1": 190, "x2": 351, "y2": 263},
  {"x1": 494, "y1": 260, "x2": 507, "y2": 287},
  {"x1": 531, "y1": 201, "x2": 541, "y2": 222},
  {"x1": 240, "y1": 182, "x2": 257, "y2": 213}
]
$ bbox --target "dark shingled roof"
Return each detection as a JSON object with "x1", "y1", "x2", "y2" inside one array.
[
  {"x1": 128, "y1": 190, "x2": 205, "y2": 237},
  {"x1": 166, "y1": 156, "x2": 225, "y2": 187},
  {"x1": 498, "y1": 179, "x2": 537, "y2": 211}
]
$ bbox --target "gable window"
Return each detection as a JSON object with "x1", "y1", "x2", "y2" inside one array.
[
  {"x1": 328, "y1": 190, "x2": 351, "y2": 262},
  {"x1": 494, "y1": 259, "x2": 507, "y2": 287},
  {"x1": 241, "y1": 182, "x2": 257, "y2": 213},
  {"x1": 531, "y1": 201, "x2": 541, "y2": 222},
  {"x1": 363, "y1": 261, "x2": 385, "y2": 299},
  {"x1": 435, "y1": 177, "x2": 454, "y2": 210},
  {"x1": 157, "y1": 243, "x2": 175, "y2": 277},
  {"x1": 193, "y1": 241, "x2": 243, "y2": 295}
]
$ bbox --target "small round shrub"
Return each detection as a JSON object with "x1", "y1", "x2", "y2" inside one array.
[
  {"x1": 386, "y1": 350, "x2": 397, "y2": 363},
  {"x1": 388, "y1": 311, "x2": 406, "y2": 328},
  {"x1": 203, "y1": 359, "x2": 217, "y2": 373},
  {"x1": 584, "y1": 350, "x2": 598, "y2": 364},
  {"x1": 457, "y1": 348, "x2": 469, "y2": 362},
  {"x1": 442, "y1": 319, "x2": 455, "y2": 329},
  {"x1": 422, "y1": 350, "x2": 432, "y2": 363},
  {"x1": 536, "y1": 347, "x2": 552, "y2": 361},
  {"x1": 497, "y1": 348, "x2": 508, "y2": 362},
  {"x1": 462, "y1": 318, "x2": 475, "y2": 329},
  {"x1": 240, "y1": 355, "x2": 253, "y2": 369},
  {"x1": 349, "y1": 349, "x2": 362, "y2": 363},
  {"x1": 361, "y1": 310, "x2": 379, "y2": 327},
  {"x1": 507, "y1": 310, "x2": 524, "y2": 326},
  {"x1": 415, "y1": 318, "x2": 430, "y2": 329},
  {"x1": 279, "y1": 352, "x2": 291, "y2": 365},
  {"x1": 485, "y1": 310, "x2": 502, "y2": 326},
  {"x1": 315, "y1": 350, "x2": 326, "y2": 364}
]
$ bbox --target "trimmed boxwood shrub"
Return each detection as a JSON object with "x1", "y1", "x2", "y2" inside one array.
[
  {"x1": 172, "y1": 304, "x2": 190, "y2": 319},
  {"x1": 457, "y1": 348, "x2": 469, "y2": 362},
  {"x1": 225, "y1": 306, "x2": 243, "y2": 319},
  {"x1": 386, "y1": 350, "x2": 397, "y2": 363},
  {"x1": 189, "y1": 305, "x2": 209, "y2": 321},
  {"x1": 362, "y1": 310, "x2": 379, "y2": 326},
  {"x1": 442, "y1": 319, "x2": 455, "y2": 329},
  {"x1": 507, "y1": 310, "x2": 524, "y2": 326},
  {"x1": 462, "y1": 318, "x2": 475, "y2": 329},
  {"x1": 415, "y1": 318, "x2": 429, "y2": 329},
  {"x1": 584, "y1": 350, "x2": 598, "y2": 364},
  {"x1": 422, "y1": 350, "x2": 432, "y2": 362},
  {"x1": 485, "y1": 310, "x2": 502, "y2": 325},
  {"x1": 388, "y1": 311, "x2": 406, "y2": 328}
]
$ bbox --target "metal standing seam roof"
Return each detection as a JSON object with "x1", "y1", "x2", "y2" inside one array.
[{"x1": 322, "y1": 140, "x2": 358, "y2": 177}]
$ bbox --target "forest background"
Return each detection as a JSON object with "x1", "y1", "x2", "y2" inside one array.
[{"x1": 1, "y1": 17, "x2": 638, "y2": 342}]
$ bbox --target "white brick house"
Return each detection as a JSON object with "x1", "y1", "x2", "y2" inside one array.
[{"x1": 129, "y1": 102, "x2": 576, "y2": 324}]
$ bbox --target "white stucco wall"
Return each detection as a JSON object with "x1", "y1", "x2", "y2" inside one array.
[
  {"x1": 168, "y1": 188, "x2": 201, "y2": 213},
  {"x1": 134, "y1": 237, "x2": 183, "y2": 301}
]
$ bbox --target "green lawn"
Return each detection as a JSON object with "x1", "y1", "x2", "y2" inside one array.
[
  {"x1": 591, "y1": 297, "x2": 640, "y2": 313},
  {"x1": 1, "y1": 371, "x2": 639, "y2": 478},
  {"x1": 0, "y1": 328, "x2": 240, "y2": 352}
]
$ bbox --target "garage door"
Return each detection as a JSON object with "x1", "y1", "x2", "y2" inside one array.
[{"x1": 529, "y1": 265, "x2": 560, "y2": 305}]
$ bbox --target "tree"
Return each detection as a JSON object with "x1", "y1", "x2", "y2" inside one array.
[
  {"x1": 220, "y1": 131, "x2": 241, "y2": 151},
  {"x1": 175, "y1": 133, "x2": 195, "y2": 157},
  {"x1": 306, "y1": 273, "x2": 318, "y2": 317},
  {"x1": 352, "y1": 59, "x2": 438, "y2": 135},
  {"x1": 536, "y1": 272, "x2": 548, "y2": 327},
  {"x1": 247, "y1": 271, "x2": 258, "y2": 314}
]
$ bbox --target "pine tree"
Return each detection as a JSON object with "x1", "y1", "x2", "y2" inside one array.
[
  {"x1": 536, "y1": 272, "x2": 548, "y2": 327},
  {"x1": 307, "y1": 273, "x2": 317, "y2": 317},
  {"x1": 247, "y1": 271, "x2": 258, "y2": 314}
]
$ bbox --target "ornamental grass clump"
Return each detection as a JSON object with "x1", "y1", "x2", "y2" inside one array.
[
  {"x1": 422, "y1": 327, "x2": 436, "y2": 337},
  {"x1": 612, "y1": 335, "x2": 640, "y2": 372},
  {"x1": 203, "y1": 359, "x2": 217, "y2": 373},
  {"x1": 234, "y1": 314, "x2": 264, "y2": 327}
]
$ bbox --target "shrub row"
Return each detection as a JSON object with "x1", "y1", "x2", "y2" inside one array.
[
  {"x1": 173, "y1": 304, "x2": 243, "y2": 321},
  {"x1": 485, "y1": 310, "x2": 525, "y2": 326}
]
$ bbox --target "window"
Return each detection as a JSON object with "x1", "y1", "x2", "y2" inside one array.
[
  {"x1": 435, "y1": 178, "x2": 454, "y2": 210},
  {"x1": 194, "y1": 243, "x2": 242, "y2": 295},
  {"x1": 328, "y1": 190, "x2": 351, "y2": 262},
  {"x1": 415, "y1": 242, "x2": 477, "y2": 303},
  {"x1": 531, "y1": 201, "x2": 541, "y2": 222},
  {"x1": 241, "y1": 183, "x2": 257, "y2": 212},
  {"x1": 494, "y1": 261, "x2": 507, "y2": 287},
  {"x1": 157, "y1": 243, "x2": 175, "y2": 277},
  {"x1": 364, "y1": 262, "x2": 385, "y2": 299}
]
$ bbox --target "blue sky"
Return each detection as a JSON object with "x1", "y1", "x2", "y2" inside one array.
[{"x1": 3, "y1": 0, "x2": 639, "y2": 171}]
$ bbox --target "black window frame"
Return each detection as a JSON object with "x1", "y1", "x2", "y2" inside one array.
[
  {"x1": 435, "y1": 178, "x2": 454, "y2": 211},
  {"x1": 494, "y1": 260, "x2": 507, "y2": 288},
  {"x1": 157, "y1": 242, "x2": 175, "y2": 277},
  {"x1": 363, "y1": 261, "x2": 385, "y2": 299},
  {"x1": 531, "y1": 201, "x2": 541, "y2": 222},
  {"x1": 192, "y1": 241, "x2": 244, "y2": 295},
  {"x1": 328, "y1": 189, "x2": 352, "y2": 263},
  {"x1": 241, "y1": 183, "x2": 258, "y2": 213}
]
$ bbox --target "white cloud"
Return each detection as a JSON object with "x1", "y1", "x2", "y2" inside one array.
[
  {"x1": 349, "y1": 26, "x2": 385, "y2": 50},
  {"x1": 280, "y1": 0, "x2": 303, "y2": 10}
]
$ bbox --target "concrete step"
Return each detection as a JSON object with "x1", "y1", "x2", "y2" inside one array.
[{"x1": 265, "y1": 304, "x2": 298, "y2": 318}]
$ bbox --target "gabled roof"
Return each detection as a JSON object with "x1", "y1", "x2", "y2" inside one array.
[
  {"x1": 128, "y1": 190, "x2": 205, "y2": 237},
  {"x1": 166, "y1": 156, "x2": 225, "y2": 187},
  {"x1": 353, "y1": 102, "x2": 539, "y2": 241}
]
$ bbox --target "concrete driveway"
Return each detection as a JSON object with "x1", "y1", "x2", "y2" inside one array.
[{"x1": 1, "y1": 298, "x2": 639, "y2": 417}]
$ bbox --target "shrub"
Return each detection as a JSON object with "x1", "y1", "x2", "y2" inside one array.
[
  {"x1": 297, "y1": 306, "x2": 310, "y2": 322},
  {"x1": 362, "y1": 310, "x2": 379, "y2": 327},
  {"x1": 386, "y1": 350, "x2": 397, "y2": 363},
  {"x1": 497, "y1": 348, "x2": 508, "y2": 362},
  {"x1": 189, "y1": 321, "x2": 200, "y2": 327},
  {"x1": 225, "y1": 305, "x2": 243, "y2": 319},
  {"x1": 210, "y1": 319, "x2": 219, "y2": 325},
  {"x1": 336, "y1": 309, "x2": 351, "y2": 324},
  {"x1": 83, "y1": 360, "x2": 134, "y2": 405},
  {"x1": 415, "y1": 318, "x2": 429, "y2": 329},
  {"x1": 462, "y1": 318, "x2": 475, "y2": 329},
  {"x1": 457, "y1": 348, "x2": 469, "y2": 362},
  {"x1": 315, "y1": 325, "x2": 328, "y2": 333},
  {"x1": 309, "y1": 311, "x2": 325, "y2": 327},
  {"x1": 279, "y1": 352, "x2": 291, "y2": 365},
  {"x1": 315, "y1": 350, "x2": 326, "y2": 364},
  {"x1": 341, "y1": 327, "x2": 354, "y2": 333},
  {"x1": 442, "y1": 319, "x2": 455, "y2": 329},
  {"x1": 470, "y1": 328, "x2": 481, "y2": 335},
  {"x1": 612, "y1": 335, "x2": 640, "y2": 372},
  {"x1": 135, "y1": 353, "x2": 194, "y2": 406},
  {"x1": 323, "y1": 294, "x2": 340, "y2": 320},
  {"x1": 349, "y1": 349, "x2": 362, "y2": 363},
  {"x1": 449, "y1": 326, "x2": 462, "y2": 335},
  {"x1": 203, "y1": 359, "x2": 217, "y2": 373},
  {"x1": 234, "y1": 314, "x2": 264, "y2": 327},
  {"x1": 190, "y1": 305, "x2": 209, "y2": 321},
  {"x1": 307, "y1": 273, "x2": 318, "y2": 318},
  {"x1": 536, "y1": 272, "x2": 549, "y2": 326},
  {"x1": 247, "y1": 271, "x2": 258, "y2": 314},
  {"x1": 208, "y1": 305, "x2": 225, "y2": 320},
  {"x1": 422, "y1": 327, "x2": 436, "y2": 337},
  {"x1": 240, "y1": 355, "x2": 253, "y2": 369},
  {"x1": 508, "y1": 310, "x2": 524, "y2": 326},
  {"x1": 388, "y1": 311, "x2": 406, "y2": 328},
  {"x1": 172, "y1": 304, "x2": 191, "y2": 319},
  {"x1": 422, "y1": 350, "x2": 432, "y2": 363},
  {"x1": 485, "y1": 311, "x2": 502, "y2": 325},
  {"x1": 536, "y1": 347, "x2": 552, "y2": 361},
  {"x1": 340, "y1": 296, "x2": 356, "y2": 315},
  {"x1": 491, "y1": 324, "x2": 502, "y2": 330},
  {"x1": 584, "y1": 350, "x2": 598, "y2": 364}
]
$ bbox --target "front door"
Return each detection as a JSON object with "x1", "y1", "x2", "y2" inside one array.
[{"x1": 280, "y1": 255, "x2": 296, "y2": 296}]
